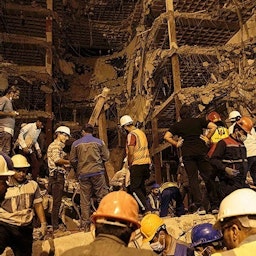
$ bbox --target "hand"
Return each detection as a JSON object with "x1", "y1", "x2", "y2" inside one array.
[
  {"x1": 9, "y1": 111, "x2": 19, "y2": 117},
  {"x1": 176, "y1": 137, "x2": 184, "y2": 148},
  {"x1": 37, "y1": 149, "x2": 42, "y2": 158},
  {"x1": 200, "y1": 134, "x2": 210, "y2": 145},
  {"x1": 23, "y1": 147, "x2": 30, "y2": 154},
  {"x1": 40, "y1": 222, "x2": 47, "y2": 237},
  {"x1": 225, "y1": 167, "x2": 240, "y2": 177}
]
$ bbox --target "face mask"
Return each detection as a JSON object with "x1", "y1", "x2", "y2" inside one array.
[{"x1": 150, "y1": 239, "x2": 165, "y2": 252}]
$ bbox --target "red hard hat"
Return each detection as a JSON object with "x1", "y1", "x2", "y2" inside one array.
[
  {"x1": 207, "y1": 111, "x2": 221, "y2": 123},
  {"x1": 91, "y1": 191, "x2": 140, "y2": 229}
]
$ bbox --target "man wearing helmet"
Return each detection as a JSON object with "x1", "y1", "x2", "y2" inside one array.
[
  {"x1": 212, "y1": 188, "x2": 256, "y2": 255},
  {"x1": 62, "y1": 191, "x2": 157, "y2": 256},
  {"x1": 228, "y1": 111, "x2": 256, "y2": 188},
  {"x1": 0, "y1": 154, "x2": 47, "y2": 256},
  {"x1": 0, "y1": 153, "x2": 14, "y2": 203},
  {"x1": 210, "y1": 117, "x2": 253, "y2": 200},
  {"x1": 47, "y1": 126, "x2": 71, "y2": 237},
  {"x1": 191, "y1": 223, "x2": 224, "y2": 256},
  {"x1": 140, "y1": 213, "x2": 194, "y2": 256},
  {"x1": 120, "y1": 115, "x2": 151, "y2": 214},
  {"x1": 204, "y1": 111, "x2": 229, "y2": 158}
]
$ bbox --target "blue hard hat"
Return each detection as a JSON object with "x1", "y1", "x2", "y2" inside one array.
[
  {"x1": 151, "y1": 183, "x2": 160, "y2": 189},
  {"x1": 191, "y1": 223, "x2": 223, "y2": 247}
]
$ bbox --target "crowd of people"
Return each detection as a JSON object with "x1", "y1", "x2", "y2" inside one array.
[{"x1": 0, "y1": 84, "x2": 256, "y2": 255}]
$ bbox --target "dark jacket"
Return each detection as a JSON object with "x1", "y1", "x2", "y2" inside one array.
[
  {"x1": 61, "y1": 234, "x2": 157, "y2": 256},
  {"x1": 70, "y1": 134, "x2": 109, "y2": 176}
]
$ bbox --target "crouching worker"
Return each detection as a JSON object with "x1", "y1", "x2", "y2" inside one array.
[
  {"x1": 62, "y1": 191, "x2": 157, "y2": 256},
  {"x1": 191, "y1": 223, "x2": 224, "y2": 256},
  {"x1": 140, "y1": 213, "x2": 194, "y2": 256}
]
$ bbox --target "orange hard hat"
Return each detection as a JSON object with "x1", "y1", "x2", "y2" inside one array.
[
  {"x1": 236, "y1": 116, "x2": 253, "y2": 134},
  {"x1": 207, "y1": 111, "x2": 221, "y2": 123},
  {"x1": 91, "y1": 191, "x2": 140, "y2": 229}
]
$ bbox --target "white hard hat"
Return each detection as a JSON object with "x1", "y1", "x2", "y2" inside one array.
[
  {"x1": 229, "y1": 111, "x2": 241, "y2": 121},
  {"x1": 11, "y1": 154, "x2": 30, "y2": 168},
  {"x1": 120, "y1": 115, "x2": 133, "y2": 127},
  {"x1": 55, "y1": 126, "x2": 71, "y2": 136},
  {"x1": 0, "y1": 155, "x2": 15, "y2": 176},
  {"x1": 214, "y1": 188, "x2": 256, "y2": 228}
]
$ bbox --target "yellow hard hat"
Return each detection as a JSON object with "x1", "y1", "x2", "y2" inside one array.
[
  {"x1": 11, "y1": 154, "x2": 30, "y2": 168},
  {"x1": 140, "y1": 213, "x2": 165, "y2": 243}
]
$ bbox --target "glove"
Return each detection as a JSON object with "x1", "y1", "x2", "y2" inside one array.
[
  {"x1": 40, "y1": 222, "x2": 47, "y2": 237},
  {"x1": 176, "y1": 137, "x2": 184, "y2": 148},
  {"x1": 225, "y1": 167, "x2": 240, "y2": 177}
]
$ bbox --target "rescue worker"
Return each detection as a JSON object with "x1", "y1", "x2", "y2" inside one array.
[
  {"x1": 191, "y1": 223, "x2": 224, "y2": 256},
  {"x1": 147, "y1": 183, "x2": 161, "y2": 215},
  {"x1": 14, "y1": 117, "x2": 45, "y2": 180},
  {"x1": 70, "y1": 123, "x2": 109, "y2": 231},
  {"x1": 212, "y1": 188, "x2": 256, "y2": 255},
  {"x1": 228, "y1": 111, "x2": 256, "y2": 187},
  {"x1": 0, "y1": 154, "x2": 47, "y2": 256},
  {"x1": 227, "y1": 111, "x2": 241, "y2": 134},
  {"x1": 0, "y1": 85, "x2": 20, "y2": 155},
  {"x1": 160, "y1": 182, "x2": 185, "y2": 217},
  {"x1": 204, "y1": 111, "x2": 229, "y2": 158},
  {"x1": 61, "y1": 191, "x2": 157, "y2": 256},
  {"x1": 210, "y1": 117, "x2": 253, "y2": 200},
  {"x1": 120, "y1": 115, "x2": 151, "y2": 214},
  {"x1": 140, "y1": 213, "x2": 194, "y2": 256},
  {"x1": 47, "y1": 126, "x2": 71, "y2": 237},
  {"x1": 0, "y1": 154, "x2": 14, "y2": 203},
  {"x1": 164, "y1": 105, "x2": 218, "y2": 214}
]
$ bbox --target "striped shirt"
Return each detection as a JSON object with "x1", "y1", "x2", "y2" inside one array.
[
  {"x1": 47, "y1": 139, "x2": 67, "y2": 176},
  {"x1": 0, "y1": 179, "x2": 42, "y2": 226}
]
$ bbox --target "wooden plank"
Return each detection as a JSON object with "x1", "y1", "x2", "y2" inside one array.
[
  {"x1": 151, "y1": 141, "x2": 171, "y2": 156},
  {"x1": 5, "y1": 3, "x2": 52, "y2": 15},
  {"x1": 88, "y1": 87, "x2": 110, "y2": 127},
  {"x1": 98, "y1": 109, "x2": 108, "y2": 146},
  {"x1": 152, "y1": 93, "x2": 175, "y2": 119},
  {"x1": 151, "y1": 118, "x2": 162, "y2": 184},
  {"x1": 0, "y1": 33, "x2": 47, "y2": 46}
]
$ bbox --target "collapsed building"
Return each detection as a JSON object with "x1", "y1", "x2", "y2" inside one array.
[{"x1": 0, "y1": 0, "x2": 256, "y2": 253}]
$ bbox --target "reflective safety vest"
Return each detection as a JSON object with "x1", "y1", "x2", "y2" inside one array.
[
  {"x1": 129, "y1": 129, "x2": 151, "y2": 165},
  {"x1": 208, "y1": 126, "x2": 229, "y2": 158}
]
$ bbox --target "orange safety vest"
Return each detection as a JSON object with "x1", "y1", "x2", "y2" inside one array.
[{"x1": 128, "y1": 129, "x2": 151, "y2": 165}]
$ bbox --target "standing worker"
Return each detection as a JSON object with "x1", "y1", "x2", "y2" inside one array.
[
  {"x1": 164, "y1": 105, "x2": 218, "y2": 214},
  {"x1": 210, "y1": 117, "x2": 253, "y2": 200},
  {"x1": 47, "y1": 126, "x2": 71, "y2": 237},
  {"x1": 212, "y1": 188, "x2": 256, "y2": 255},
  {"x1": 15, "y1": 117, "x2": 45, "y2": 180},
  {"x1": 70, "y1": 123, "x2": 109, "y2": 232},
  {"x1": 0, "y1": 85, "x2": 20, "y2": 155},
  {"x1": 120, "y1": 115, "x2": 151, "y2": 214},
  {"x1": 228, "y1": 111, "x2": 256, "y2": 187}
]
